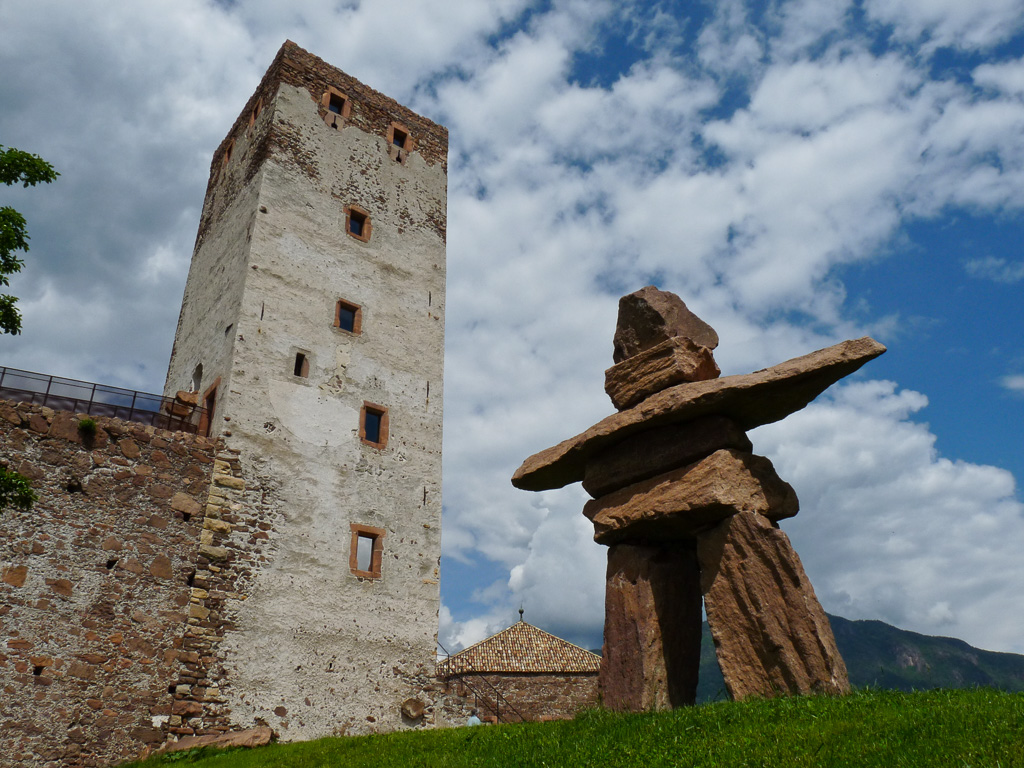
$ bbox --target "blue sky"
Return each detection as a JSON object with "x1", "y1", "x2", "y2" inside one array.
[{"x1": 2, "y1": 0, "x2": 1024, "y2": 655}]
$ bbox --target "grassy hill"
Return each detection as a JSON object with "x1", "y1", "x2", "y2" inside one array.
[
  {"x1": 125, "y1": 689, "x2": 1024, "y2": 767},
  {"x1": 697, "y1": 613, "x2": 1024, "y2": 702}
]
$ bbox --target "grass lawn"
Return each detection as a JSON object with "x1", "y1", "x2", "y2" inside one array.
[{"x1": 122, "y1": 689, "x2": 1024, "y2": 768}]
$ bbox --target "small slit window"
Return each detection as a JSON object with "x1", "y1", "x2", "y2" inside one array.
[
  {"x1": 350, "y1": 524, "x2": 385, "y2": 579},
  {"x1": 248, "y1": 99, "x2": 263, "y2": 128},
  {"x1": 345, "y1": 206, "x2": 371, "y2": 242},
  {"x1": 293, "y1": 352, "x2": 310, "y2": 378},
  {"x1": 334, "y1": 299, "x2": 362, "y2": 334},
  {"x1": 360, "y1": 402, "x2": 388, "y2": 448}
]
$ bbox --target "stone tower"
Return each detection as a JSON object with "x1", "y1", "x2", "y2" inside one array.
[{"x1": 164, "y1": 41, "x2": 447, "y2": 737}]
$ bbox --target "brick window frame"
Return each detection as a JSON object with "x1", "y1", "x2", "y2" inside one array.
[
  {"x1": 350, "y1": 523, "x2": 386, "y2": 579},
  {"x1": 387, "y1": 122, "x2": 413, "y2": 164},
  {"x1": 321, "y1": 87, "x2": 351, "y2": 130},
  {"x1": 359, "y1": 401, "x2": 389, "y2": 449},
  {"x1": 334, "y1": 298, "x2": 363, "y2": 335},
  {"x1": 344, "y1": 205, "x2": 372, "y2": 242}
]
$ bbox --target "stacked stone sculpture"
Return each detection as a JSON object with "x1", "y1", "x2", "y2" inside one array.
[{"x1": 512, "y1": 287, "x2": 887, "y2": 708}]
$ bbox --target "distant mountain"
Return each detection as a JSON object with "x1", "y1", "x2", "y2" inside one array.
[{"x1": 696, "y1": 614, "x2": 1024, "y2": 703}]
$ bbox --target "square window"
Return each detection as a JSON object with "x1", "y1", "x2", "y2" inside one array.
[
  {"x1": 364, "y1": 410, "x2": 382, "y2": 443},
  {"x1": 335, "y1": 299, "x2": 362, "y2": 334},
  {"x1": 322, "y1": 88, "x2": 350, "y2": 130},
  {"x1": 350, "y1": 523, "x2": 385, "y2": 579},
  {"x1": 360, "y1": 402, "x2": 389, "y2": 448},
  {"x1": 387, "y1": 122, "x2": 412, "y2": 164},
  {"x1": 345, "y1": 206, "x2": 371, "y2": 242},
  {"x1": 348, "y1": 211, "x2": 365, "y2": 236}
]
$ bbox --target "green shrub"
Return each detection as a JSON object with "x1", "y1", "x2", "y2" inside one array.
[
  {"x1": 0, "y1": 466, "x2": 36, "y2": 512},
  {"x1": 78, "y1": 417, "x2": 97, "y2": 436}
]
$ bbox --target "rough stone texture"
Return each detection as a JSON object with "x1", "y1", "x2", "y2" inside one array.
[
  {"x1": 582, "y1": 416, "x2": 752, "y2": 498},
  {"x1": 697, "y1": 511, "x2": 850, "y2": 700},
  {"x1": 0, "y1": 399, "x2": 217, "y2": 768},
  {"x1": 612, "y1": 286, "x2": 719, "y2": 363},
  {"x1": 513, "y1": 337, "x2": 886, "y2": 491},
  {"x1": 401, "y1": 697, "x2": 426, "y2": 720},
  {"x1": 583, "y1": 449, "x2": 798, "y2": 545},
  {"x1": 445, "y1": 673, "x2": 599, "y2": 723},
  {"x1": 605, "y1": 337, "x2": 720, "y2": 410},
  {"x1": 601, "y1": 544, "x2": 702, "y2": 710},
  {"x1": 163, "y1": 42, "x2": 446, "y2": 741},
  {"x1": 160, "y1": 726, "x2": 273, "y2": 754}
]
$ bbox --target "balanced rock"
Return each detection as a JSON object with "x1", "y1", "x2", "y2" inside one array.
[
  {"x1": 582, "y1": 416, "x2": 752, "y2": 498},
  {"x1": 512, "y1": 337, "x2": 886, "y2": 492},
  {"x1": 613, "y1": 286, "x2": 719, "y2": 363},
  {"x1": 605, "y1": 336, "x2": 720, "y2": 411},
  {"x1": 583, "y1": 449, "x2": 797, "y2": 545},
  {"x1": 697, "y1": 511, "x2": 850, "y2": 700},
  {"x1": 601, "y1": 543, "x2": 702, "y2": 711}
]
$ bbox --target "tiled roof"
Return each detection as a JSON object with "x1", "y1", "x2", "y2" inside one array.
[{"x1": 437, "y1": 621, "x2": 601, "y2": 676}]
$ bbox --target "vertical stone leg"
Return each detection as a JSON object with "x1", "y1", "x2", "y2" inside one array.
[
  {"x1": 600, "y1": 542, "x2": 703, "y2": 710},
  {"x1": 697, "y1": 511, "x2": 850, "y2": 700}
]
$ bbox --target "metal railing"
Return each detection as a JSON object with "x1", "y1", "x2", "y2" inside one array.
[
  {"x1": 436, "y1": 640, "x2": 526, "y2": 724},
  {"x1": 0, "y1": 366, "x2": 205, "y2": 434}
]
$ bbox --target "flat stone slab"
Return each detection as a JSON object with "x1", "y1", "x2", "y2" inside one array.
[
  {"x1": 605, "y1": 336, "x2": 720, "y2": 411},
  {"x1": 583, "y1": 449, "x2": 797, "y2": 544},
  {"x1": 582, "y1": 416, "x2": 751, "y2": 498},
  {"x1": 698, "y1": 511, "x2": 850, "y2": 700},
  {"x1": 161, "y1": 726, "x2": 273, "y2": 754},
  {"x1": 512, "y1": 337, "x2": 885, "y2": 491}
]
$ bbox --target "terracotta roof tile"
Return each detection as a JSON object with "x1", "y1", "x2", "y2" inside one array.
[{"x1": 437, "y1": 621, "x2": 601, "y2": 676}]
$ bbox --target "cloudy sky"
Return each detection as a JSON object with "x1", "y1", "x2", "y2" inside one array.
[{"x1": 2, "y1": 0, "x2": 1024, "y2": 657}]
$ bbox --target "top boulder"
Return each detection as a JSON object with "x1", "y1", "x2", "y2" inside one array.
[{"x1": 612, "y1": 286, "x2": 719, "y2": 363}]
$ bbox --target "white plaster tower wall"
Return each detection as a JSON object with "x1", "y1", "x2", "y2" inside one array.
[{"x1": 165, "y1": 42, "x2": 447, "y2": 738}]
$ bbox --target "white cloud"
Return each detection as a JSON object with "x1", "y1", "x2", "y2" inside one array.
[
  {"x1": 863, "y1": 0, "x2": 1024, "y2": 52},
  {"x1": 1002, "y1": 374, "x2": 1024, "y2": 393},
  {"x1": 965, "y1": 256, "x2": 1024, "y2": 283},
  {"x1": 753, "y1": 380, "x2": 1024, "y2": 652}
]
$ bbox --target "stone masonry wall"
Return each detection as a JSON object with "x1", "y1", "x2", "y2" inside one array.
[
  {"x1": 448, "y1": 673, "x2": 599, "y2": 723},
  {"x1": 0, "y1": 399, "x2": 217, "y2": 768}
]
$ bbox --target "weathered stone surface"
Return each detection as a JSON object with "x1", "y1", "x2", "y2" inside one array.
[
  {"x1": 606, "y1": 337, "x2": 720, "y2": 410},
  {"x1": 149, "y1": 555, "x2": 173, "y2": 580},
  {"x1": 2, "y1": 565, "x2": 28, "y2": 587},
  {"x1": 584, "y1": 450, "x2": 797, "y2": 544},
  {"x1": 697, "y1": 511, "x2": 850, "y2": 700},
  {"x1": 170, "y1": 492, "x2": 202, "y2": 518},
  {"x1": 48, "y1": 413, "x2": 83, "y2": 444},
  {"x1": 601, "y1": 543, "x2": 702, "y2": 711},
  {"x1": 401, "y1": 697, "x2": 425, "y2": 720},
  {"x1": 582, "y1": 416, "x2": 752, "y2": 498},
  {"x1": 513, "y1": 337, "x2": 886, "y2": 491},
  {"x1": 613, "y1": 286, "x2": 719, "y2": 363}
]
